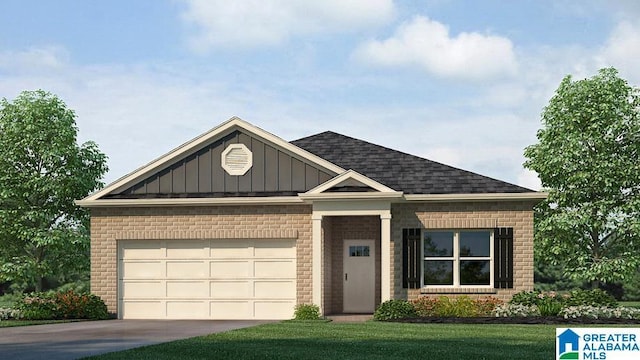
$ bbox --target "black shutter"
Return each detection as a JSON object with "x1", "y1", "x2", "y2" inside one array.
[
  {"x1": 402, "y1": 228, "x2": 421, "y2": 289},
  {"x1": 494, "y1": 227, "x2": 514, "y2": 289}
]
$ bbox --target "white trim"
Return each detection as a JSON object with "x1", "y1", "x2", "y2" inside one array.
[
  {"x1": 299, "y1": 192, "x2": 403, "y2": 201},
  {"x1": 422, "y1": 229, "x2": 494, "y2": 289},
  {"x1": 312, "y1": 215, "x2": 323, "y2": 314},
  {"x1": 74, "y1": 196, "x2": 304, "y2": 208},
  {"x1": 404, "y1": 192, "x2": 548, "y2": 202},
  {"x1": 305, "y1": 169, "x2": 398, "y2": 194},
  {"x1": 380, "y1": 212, "x2": 392, "y2": 302},
  {"x1": 79, "y1": 117, "x2": 344, "y2": 203}
]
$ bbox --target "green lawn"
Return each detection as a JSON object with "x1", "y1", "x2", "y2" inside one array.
[
  {"x1": 87, "y1": 321, "x2": 558, "y2": 360},
  {"x1": 0, "y1": 319, "x2": 75, "y2": 328}
]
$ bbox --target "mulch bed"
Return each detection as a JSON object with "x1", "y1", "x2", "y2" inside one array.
[{"x1": 391, "y1": 316, "x2": 640, "y2": 325}]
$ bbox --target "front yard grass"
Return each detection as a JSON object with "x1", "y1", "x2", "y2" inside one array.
[
  {"x1": 87, "y1": 321, "x2": 559, "y2": 360},
  {"x1": 0, "y1": 319, "x2": 75, "y2": 328}
]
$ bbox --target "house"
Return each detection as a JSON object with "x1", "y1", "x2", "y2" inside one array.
[{"x1": 77, "y1": 117, "x2": 546, "y2": 320}]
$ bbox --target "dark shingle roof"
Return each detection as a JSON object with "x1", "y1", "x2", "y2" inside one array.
[{"x1": 291, "y1": 131, "x2": 532, "y2": 194}]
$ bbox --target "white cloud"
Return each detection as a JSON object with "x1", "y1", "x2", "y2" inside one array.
[
  {"x1": 0, "y1": 46, "x2": 70, "y2": 73},
  {"x1": 598, "y1": 20, "x2": 640, "y2": 82},
  {"x1": 352, "y1": 16, "x2": 518, "y2": 80},
  {"x1": 180, "y1": 0, "x2": 395, "y2": 50}
]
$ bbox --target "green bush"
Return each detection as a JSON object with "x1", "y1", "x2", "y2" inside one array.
[
  {"x1": 411, "y1": 296, "x2": 503, "y2": 317},
  {"x1": 14, "y1": 290, "x2": 109, "y2": 320},
  {"x1": 565, "y1": 289, "x2": 617, "y2": 307},
  {"x1": 411, "y1": 297, "x2": 439, "y2": 317},
  {"x1": 373, "y1": 300, "x2": 416, "y2": 321},
  {"x1": 510, "y1": 290, "x2": 544, "y2": 306},
  {"x1": 537, "y1": 299, "x2": 563, "y2": 316},
  {"x1": 293, "y1": 304, "x2": 321, "y2": 320}
]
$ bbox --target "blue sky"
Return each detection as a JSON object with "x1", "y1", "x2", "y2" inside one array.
[{"x1": 2, "y1": 1, "x2": 640, "y2": 190}]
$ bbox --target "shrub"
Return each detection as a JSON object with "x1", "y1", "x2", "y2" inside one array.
[
  {"x1": 14, "y1": 290, "x2": 109, "y2": 320},
  {"x1": 435, "y1": 296, "x2": 478, "y2": 317},
  {"x1": 411, "y1": 297, "x2": 438, "y2": 317},
  {"x1": 0, "y1": 307, "x2": 21, "y2": 320},
  {"x1": 474, "y1": 297, "x2": 504, "y2": 316},
  {"x1": 373, "y1": 300, "x2": 416, "y2": 321},
  {"x1": 493, "y1": 303, "x2": 540, "y2": 317},
  {"x1": 411, "y1": 296, "x2": 503, "y2": 317},
  {"x1": 559, "y1": 306, "x2": 640, "y2": 320},
  {"x1": 14, "y1": 293, "x2": 59, "y2": 320},
  {"x1": 293, "y1": 304, "x2": 320, "y2": 320},
  {"x1": 509, "y1": 291, "x2": 540, "y2": 306},
  {"x1": 565, "y1": 289, "x2": 617, "y2": 307},
  {"x1": 537, "y1": 299, "x2": 563, "y2": 316}
]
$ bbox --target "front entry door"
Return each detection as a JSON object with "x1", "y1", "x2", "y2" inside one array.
[{"x1": 343, "y1": 239, "x2": 375, "y2": 313}]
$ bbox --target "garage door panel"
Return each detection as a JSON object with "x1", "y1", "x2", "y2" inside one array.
[
  {"x1": 122, "y1": 261, "x2": 163, "y2": 278},
  {"x1": 166, "y1": 281, "x2": 208, "y2": 298},
  {"x1": 254, "y1": 281, "x2": 295, "y2": 299},
  {"x1": 166, "y1": 240, "x2": 208, "y2": 258},
  {"x1": 121, "y1": 241, "x2": 163, "y2": 259},
  {"x1": 254, "y1": 301, "x2": 295, "y2": 319},
  {"x1": 254, "y1": 260, "x2": 295, "y2": 278},
  {"x1": 166, "y1": 261, "x2": 207, "y2": 278},
  {"x1": 210, "y1": 240, "x2": 250, "y2": 258},
  {"x1": 166, "y1": 301, "x2": 208, "y2": 319},
  {"x1": 254, "y1": 240, "x2": 296, "y2": 257},
  {"x1": 210, "y1": 301, "x2": 251, "y2": 319},
  {"x1": 119, "y1": 239, "x2": 296, "y2": 320},
  {"x1": 210, "y1": 261, "x2": 251, "y2": 278},
  {"x1": 210, "y1": 281, "x2": 251, "y2": 299},
  {"x1": 122, "y1": 301, "x2": 164, "y2": 319},
  {"x1": 122, "y1": 281, "x2": 164, "y2": 298}
]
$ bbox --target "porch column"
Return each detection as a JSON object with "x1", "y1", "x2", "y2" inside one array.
[
  {"x1": 312, "y1": 214, "x2": 323, "y2": 313},
  {"x1": 380, "y1": 211, "x2": 392, "y2": 302}
]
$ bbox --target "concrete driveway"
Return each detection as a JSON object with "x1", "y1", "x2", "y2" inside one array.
[{"x1": 0, "y1": 319, "x2": 268, "y2": 360}]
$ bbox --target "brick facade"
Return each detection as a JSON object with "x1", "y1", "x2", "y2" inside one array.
[
  {"x1": 391, "y1": 201, "x2": 536, "y2": 302},
  {"x1": 90, "y1": 200, "x2": 535, "y2": 315},
  {"x1": 90, "y1": 205, "x2": 312, "y2": 313}
]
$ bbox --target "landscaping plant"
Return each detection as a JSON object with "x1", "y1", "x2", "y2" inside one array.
[
  {"x1": 373, "y1": 299, "x2": 416, "y2": 320},
  {"x1": 293, "y1": 304, "x2": 321, "y2": 320},
  {"x1": 14, "y1": 289, "x2": 109, "y2": 320},
  {"x1": 411, "y1": 296, "x2": 503, "y2": 317}
]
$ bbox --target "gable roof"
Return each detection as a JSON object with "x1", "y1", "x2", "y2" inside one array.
[
  {"x1": 79, "y1": 117, "x2": 344, "y2": 203},
  {"x1": 291, "y1": 131, "x2": 532, "y2": 195}
]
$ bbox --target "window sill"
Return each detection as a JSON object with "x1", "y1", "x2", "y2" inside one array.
[{"x1": 420, "y1": 288, "x2": 497, "y2": 294}]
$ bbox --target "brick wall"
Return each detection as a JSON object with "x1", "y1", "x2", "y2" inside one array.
[
  {"x1": 322, "y1": 216, "x2": 380, "y2": 314},
  {"x1": 391, "y1": 201, "x2": 536, "y2": 302},
  {"x1": 90, "y1": 199, "x2": 536, "y2": 315},
  {"x1": 90, "y1": 205, "x2": 312, "y2": 314}
]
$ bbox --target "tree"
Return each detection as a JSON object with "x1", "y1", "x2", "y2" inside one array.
[
  {"x1": 524, "y1": 68, "x2": 640, "y2": 286},
  {"x1": 0, "y1": 90, "x2": 108, "y2": 291}
]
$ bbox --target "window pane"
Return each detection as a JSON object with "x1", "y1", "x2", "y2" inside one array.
[
  {"x1": 423, "y1": 261, "x2": 453, "y2": 285},
  {"x1": 460, "y1": 260, "x2": 490, "y2": 285},
  {"x1": 424, "y1": 231, "x2": 454, "y2": 257},
  {"x1": 459, "y1": 231, "x2": 490, "y2": 257}
]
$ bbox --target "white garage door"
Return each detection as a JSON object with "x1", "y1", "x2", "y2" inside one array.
[{"x1": 118, "y1": 239, "x2": 296, "y2": 320}]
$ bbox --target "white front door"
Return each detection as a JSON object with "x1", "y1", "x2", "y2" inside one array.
[{"x1": 343, "y1": 239, "x2": 375, "y2": 313}]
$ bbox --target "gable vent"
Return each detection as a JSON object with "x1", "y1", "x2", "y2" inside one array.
[{"x1": 221, "y1": 144, "x2": 253, "y2": 175}]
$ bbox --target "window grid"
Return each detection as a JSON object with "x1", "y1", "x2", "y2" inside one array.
[{"x1": 422, "y1": 230, "x2": 494, "y2": 288}]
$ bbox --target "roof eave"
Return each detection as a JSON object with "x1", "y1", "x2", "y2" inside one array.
[
  {"x1": 75, "y1": 196, "x2": 304, "y2": 208},
  {"x1": 403, "y1": 192, "x2": 548, "y2": 202}
]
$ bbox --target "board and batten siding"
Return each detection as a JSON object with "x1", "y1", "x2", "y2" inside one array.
[{"x1": 106, "y1": 130, "x2": 335, "y2": 197}]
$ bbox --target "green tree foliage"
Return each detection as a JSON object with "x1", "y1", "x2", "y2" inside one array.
[
  {"x1": 524, "y1": 68, "x2": 640, "y2": 285},
  {"x1": 0, "y1": 90, "x2": 107, "y2": 291}
]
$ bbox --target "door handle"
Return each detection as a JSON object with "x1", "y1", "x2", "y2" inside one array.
[{"x1": 345, "y1": 273, "x2": 348, "y2": 281}]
